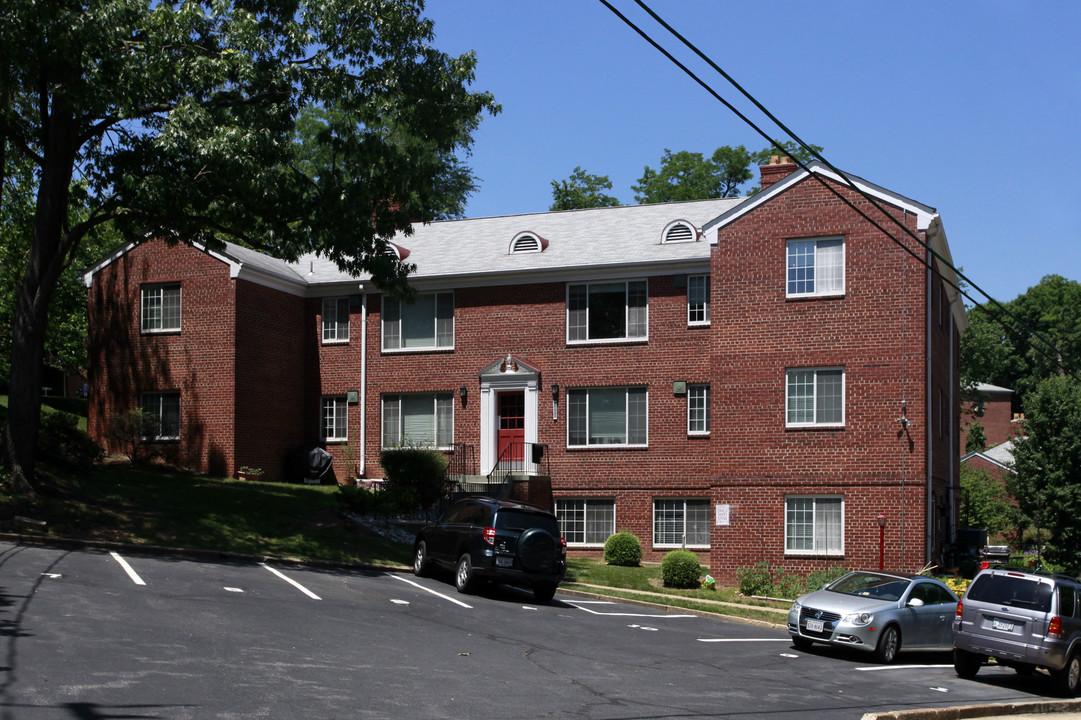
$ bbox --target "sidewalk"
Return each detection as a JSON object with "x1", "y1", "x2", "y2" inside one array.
[{"x1": 862, "y1": 700, "x2": 1081, "y2": 719}]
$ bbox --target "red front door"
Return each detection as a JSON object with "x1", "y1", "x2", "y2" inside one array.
[{"x1": 497, "y1": 391, "x2": 525, "y2": 463}]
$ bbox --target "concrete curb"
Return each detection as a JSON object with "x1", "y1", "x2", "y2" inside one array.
[{"x1": 860, "y1": 699, "x2": 1081, "y2": 719}]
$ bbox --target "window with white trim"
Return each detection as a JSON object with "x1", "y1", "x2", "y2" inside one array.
[
  {"x1": 141, "y1": 391, "x2": 180, "y2": 440},
  {"x1": 567, "y1": 280, "x2": 647, "y2": 343},
  {"x1": 556, "y1": 499, "x2": 615, "y2": 546},
  {"x1": 785, "y1": 495, "x2": 843, "y2": 555},
  {"x1": 787, "y1": 237, "x2": 844, "y2": 297},
  {"x1": 381, "y1": 393, "x2": 454, "y2": 448},
  {"x1": 141, "y1": 284, "x2": 181, "y2": 333},
  {"x1": 688, "y1": 384, "x2": 710, "y2": 435},
  {"x1": 382, "y1": 292, "x2": 454, "y2": 351},
  {"x1": 786, "y1": 367, "x2": 844, "y2": 427},
  {"x1": 653, "y1": 498, "x2": 709, "y2": 547},
  {"x1": 687, "y1": 275, "x2": 710, "y2": 325},
  {"x1": 567, "y1": 387, "x2": 647, "y2": 447},
  {"x1": 322, "y1": 297, "x2": 350, "y2": 343},
  {"x1": 321, "y1": 396, "x2": 348, "y2": 442}
]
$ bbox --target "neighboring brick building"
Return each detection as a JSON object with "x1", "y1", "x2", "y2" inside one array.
[
  {"x1": 960, "y1": 382, "x2": 1017, "y2": 452},
  {"x1": 84, "y1": 159, "x2": 966, "y2": 582}
]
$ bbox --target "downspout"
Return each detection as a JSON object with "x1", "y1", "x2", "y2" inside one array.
[
  {"x1": 360, "y1": 292, "x2": 367, "y2": 478},
  {"x1": 925, "y1": 244, "x2": 934, "y2": 567},
  {"x1": 948, "y1": 303, "x2": 957, "y2": 561}
]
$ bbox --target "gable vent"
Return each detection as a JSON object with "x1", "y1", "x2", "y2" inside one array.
[
  {"x1": 509, "y1": 231, "x2": 548, "y2": 254},
  {"x1": 662, "y1": 221, "x2": 696, "y2": 244},
  {"x1": 384, "y1": 242, "x2": 410, "y2": 261}
]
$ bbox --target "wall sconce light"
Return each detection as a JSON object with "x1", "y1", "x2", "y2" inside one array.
[
  {"x1": 551, "y1": 382, "x2": 559, "y2": 399},
  {"x1": 459, "y1": 385, "x2": 468, "y2": 404},
  {"x1": 552, "y1": 382, "x2": 559, "y2": 421}
]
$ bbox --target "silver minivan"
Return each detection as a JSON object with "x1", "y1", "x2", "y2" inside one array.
[{"x1": 952, "y1": 567, "x2": 1081, "y2": 695}]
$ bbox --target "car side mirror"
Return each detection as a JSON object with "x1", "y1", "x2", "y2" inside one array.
[{"x1": 907, "y1": 597, "x2": 925, "y2": 608}]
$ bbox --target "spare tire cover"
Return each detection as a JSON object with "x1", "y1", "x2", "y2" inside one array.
[{"x1": 517, "y1": 528, "x2": 558, "y2": 573}]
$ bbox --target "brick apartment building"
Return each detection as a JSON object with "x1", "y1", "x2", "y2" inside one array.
[{"x1": 84, "y1": 159, "x2": 966, "y2": 581}]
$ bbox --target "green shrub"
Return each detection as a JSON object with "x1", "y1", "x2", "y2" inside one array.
[
  {"x1": 105, "y1": 408, "x2": 159, "y2": 464},
  {"x1": 337, "y1": 485, "x2": 378, "y2": 514},
  {"x1": 661, "y1": 550, "x2": 701, "y2": 588},
  {"x1": 803, "y1": 565, "x2": 849, "y2": 595},
  {"x1": 378, "y1": 446, "x2": 450, "y2": 511},
  {"x1": 38, "y1": 411, "x2": 103, "y2": 470},
  {"x1": 736, "y1": 560, "x2": 775, "y2": 596},
  {"x1": 604, "y1": 531, "x2": 643, "y2": 566}
]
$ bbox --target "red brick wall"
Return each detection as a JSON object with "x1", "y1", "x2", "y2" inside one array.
[
  {"x1": 87, "y1": 239, "x2": 237, "y2": 476},
  {"x1": 960, "y1": 391, "x2": 1016, "y2": 450},
  {"x1": 364, "y1": 275, "x2": 714, "y2": 562},
  {"x1": 234, "y1": 281, "x2": 307, "y2": 482},
  {"x1": 705, "y1": 173, "x2": 938, "y2": 582}
]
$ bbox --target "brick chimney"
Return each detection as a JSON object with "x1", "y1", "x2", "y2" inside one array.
[{"x1": 759, "y1": 155, "x2": 799, "y2": 191}]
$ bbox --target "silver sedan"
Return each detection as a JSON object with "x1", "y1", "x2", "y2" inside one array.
[{"x1": 787, "y1": 571, "x2": 959, "y2": 663}]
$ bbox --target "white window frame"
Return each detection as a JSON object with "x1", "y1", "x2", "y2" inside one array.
[
  {"x1": 140, "y1": 391, "x2": 180, "y2": 440},
  {"x1": 688, "y1": 384, "x2": 710, "y2": 435},
  {"x1": 381, "y1": 393, "x2": 454, "y2": 449},
  {"x1": 555, "y1": 499, "x2": 615, "y2": 546},
  {"x1": 322, "y1": 297, "x2": 350, "y2": 343},
  {"x1": 785, "y1": 367, "x2": 845, "y2": 428},
  {"x1": 786, "y1": 237, "x2": 845, "y2": 298},
  {"x1": 566, "y1": 387, "x2": 648, "y2": 448},
  {"x1": 382, "y1": 291, "x2": 454, "y2": 352},
  {"x1": 653, "y1": 498, "x2": 710, "y2": 548},
  {"x1": 785, "y1": 495, "x2": 844, "y2": 556},
  {"x1": 321, "y1": 396, "x2": 348, "y2": 442},
  {"x1": 687, "y1": 274, "x2": 710, "y2": 326},
  {"x1": 141, "y1": 283, "x2": 181, "y2": 333},
  {"x1": 567, "y1": 279, "x2": 648, "y2": 344}
]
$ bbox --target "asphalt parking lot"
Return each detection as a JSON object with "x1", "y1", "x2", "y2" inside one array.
[{"x1": 0, "y1": 540, "x2": 1072, "y2": 719}]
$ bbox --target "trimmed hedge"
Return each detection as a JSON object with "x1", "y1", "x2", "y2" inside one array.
[
  {"x1": 661, "y1": 549, "x2": 701, "y2": 588},
  {"x1": 604, "y1": 531, "x2": 643, "y2": 567}
]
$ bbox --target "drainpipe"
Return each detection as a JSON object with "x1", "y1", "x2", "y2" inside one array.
[
  {"x1": 360, "y1": 292, "x2": 367, "y2": 478},
  {"x1": 925, "y1": 246, "x2": 934, "y2": 568}
]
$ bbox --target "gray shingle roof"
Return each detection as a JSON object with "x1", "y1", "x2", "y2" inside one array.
[{"x1": 291, "y1": 197, "x2": 743, "y2": 289}]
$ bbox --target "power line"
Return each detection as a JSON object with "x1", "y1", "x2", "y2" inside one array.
[{"x1": 597, "y1": 0, "x2": 1075, "y2": 380}]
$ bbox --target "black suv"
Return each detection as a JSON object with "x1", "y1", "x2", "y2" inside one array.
[{"x1": 412, "y1": 496, "x2": 566, "y2": 603}]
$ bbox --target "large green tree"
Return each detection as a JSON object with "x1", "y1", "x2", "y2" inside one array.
[
  {"x1": 0, "y1": 0, "x2": 498, "y2": 490},
  {"x1": 1008, "y1": 374, "x2": 1081, "y2": 572},
  {"x1": 631, "y1": 142, "x2": 824, "y2": 204},
  {"x1": 961, "y1": 275, "x2": 1081, "y2": 400},
  {"x1": 549, "y1": 166, "x2": 620, "y2": 211}
]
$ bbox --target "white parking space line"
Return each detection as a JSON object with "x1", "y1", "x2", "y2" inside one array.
[
  {"x1": 259, "y1": 563, "x2": 321, "y2": 600},
  {"x1": 697, "y1": 638, "x2": 793, "y2": 643},
  {"x1": 855, "y1": 664, "x2": 952, "y2": 672},
  {"x1": 109, "y1": 552, "x2": 146, "y2": 586},
  {"x1": 391, "y1": 575, "x2": 472, "y2": 609},
  {"x1": 564, "y1": 601, "x2": 694, "y2": 618}
]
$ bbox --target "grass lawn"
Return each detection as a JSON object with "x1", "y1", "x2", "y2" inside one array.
[{"x1": 0, "y1": 463, "x2": 413, "y2": 567}]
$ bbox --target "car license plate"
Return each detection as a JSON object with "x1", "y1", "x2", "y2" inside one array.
[
  {"x1": 806, "y1": 619, "x2": 824, "y2": 633},
  {"x1": 496, "y1": 556, "x2": 513, "y2": 568},
  {"x1": 992, "y1": 618, "x2": 1014, "y2": 632}
]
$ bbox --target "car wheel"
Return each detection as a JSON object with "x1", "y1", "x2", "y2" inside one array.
[
  {"x1": 455, "y1": 553, "x2": 476, "y2": 594},
  {"x1": 953, "y1": 648, "x2": 983, "y2": 679},
  {"x1": 791, "y1": 635, "x2": 814, "y2": 651},
  {"x1": 1052, "y1": 652, "x2": 1081, "y2": 697},
  {"x1": 873, "y1": 625, "x2": 900, "y2": 664},
  {"x1": 413, "y1": 541, "x2": 430, "y2": 577},
  {"x1": 533, "y1": 582, "x2": 557, "y2": 604}
]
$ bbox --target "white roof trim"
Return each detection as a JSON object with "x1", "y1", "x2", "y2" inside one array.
[{"x1": 703, "y1": 160, "x2": 937, "y2": 238}]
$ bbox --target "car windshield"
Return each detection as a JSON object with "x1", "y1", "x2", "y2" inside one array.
[
  {"x1": 495, "y1": 510, "x2": 559, "y2": 535},
  {"x1": 967, "y1": 574, "x2": 1053, "y2": 612},
  {"x1": 828, "y1": 573, "x2": 910, "y2": 602}
]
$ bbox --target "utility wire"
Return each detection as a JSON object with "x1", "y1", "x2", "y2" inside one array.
[{"x1": 598, "y1": 0, "x2": 1075, "y2": 379}]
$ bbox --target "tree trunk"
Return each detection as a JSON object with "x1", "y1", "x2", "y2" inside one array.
[{"x1": 4, "y1": 97, "x2": 78, "y2": 492}]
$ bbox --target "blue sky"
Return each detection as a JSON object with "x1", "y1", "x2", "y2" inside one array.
[{"x1": 423, "y1": 0, "x2": 1080, "y2": 306}]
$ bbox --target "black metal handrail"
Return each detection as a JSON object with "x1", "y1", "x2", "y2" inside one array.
[{"x1": 486, "y1": 441, "x2": 550, "y2": 487}]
